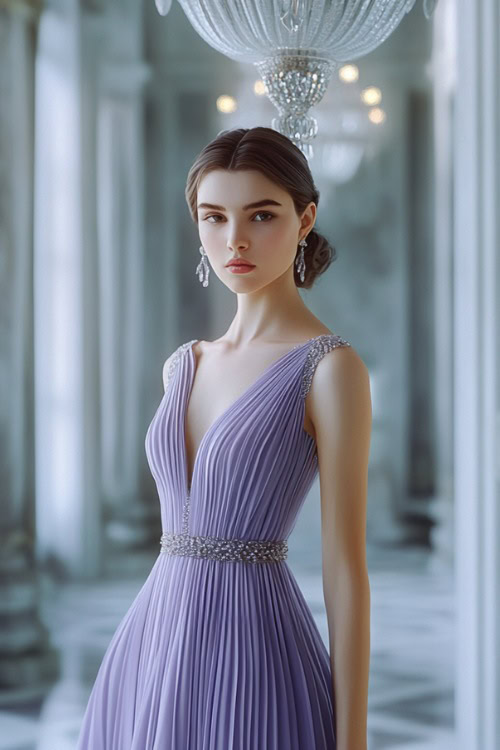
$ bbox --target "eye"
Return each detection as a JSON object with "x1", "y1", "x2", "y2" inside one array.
[{"x1": 202, "y1": 211, "x2": 275, "y2": 224}]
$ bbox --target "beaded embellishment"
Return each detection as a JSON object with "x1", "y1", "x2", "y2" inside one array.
[
  {"x1": 160, "y1": 531, "x2": 288, "y2": 564},
  {"x1": 300, "y1": 334, "x2": 351, "y2": 399},
  {"x1": 164, "y1": 339, "x2": 197, "y2": 391}
]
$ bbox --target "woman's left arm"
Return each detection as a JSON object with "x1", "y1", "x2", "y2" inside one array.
[{"x1": 308, "y1": 344, "x2": 373, "y2": 750}]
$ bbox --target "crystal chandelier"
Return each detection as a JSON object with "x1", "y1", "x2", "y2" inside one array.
[{"x1": 155, "y1": 0, "x2": 438, "y2": 158}]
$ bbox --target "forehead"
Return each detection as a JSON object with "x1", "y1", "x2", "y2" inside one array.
[{"x1": 197, "y1": 169, "x2": 291, "y2": 207}]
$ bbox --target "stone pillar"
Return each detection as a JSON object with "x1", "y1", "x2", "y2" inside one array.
[
  {"x1": 454, "y1": 0, "x2": 500, "y2": 747},
  {"x1": 91, "y1": 0, "x2": 154, "y2": 552},
  {"x1": 0, "y1": 0, "x2": 59, "y2": 692},
  {"x1": 34, "y1": 0, "x2": 104, "y2": 578},
  {"x1": 429, "y1": 0, "x2": 455, "y2": 564},
  {"x1": 98, "y1": 58, "x2": 153, "y2": 550},
  {"x1": 405, "y1": 87, "x2": 437, "y2": 546}
]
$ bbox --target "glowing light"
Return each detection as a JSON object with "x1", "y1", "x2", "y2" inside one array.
[
  {"x1": 216, "y1": 95, "x2": 237, "y2": 113},
  {"x1": 361, "y1": 86, "x2": 382, "y2": 106},
  {"x1": 253, "y1": 79, "x2": 267, "y2": 96},
  {"x1": 339, "y1": 64, "x2": 359, "y2": 83},
  {"x1": 368, "y1": 107, "x2": 386, "y2": 124}
]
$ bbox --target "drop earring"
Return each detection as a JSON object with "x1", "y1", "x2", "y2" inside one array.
[
  {"x1": 196, "y1": 245, "x2": 210, "y2": 287},
  {"x1": 295, "y1": 237, "x2": 307, "y2": 283}
]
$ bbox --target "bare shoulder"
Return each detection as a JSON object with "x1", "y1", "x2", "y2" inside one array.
[
  {"x1": 307, "y1": 340, "x2": 372, "y2": 432},
  {"x1": 309, "y1": 340, "x2": 369, "y2": 395}
]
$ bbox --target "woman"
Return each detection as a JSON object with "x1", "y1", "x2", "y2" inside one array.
[{"x1": 77, "y1": 126, "x2": 372, "y2": 750}]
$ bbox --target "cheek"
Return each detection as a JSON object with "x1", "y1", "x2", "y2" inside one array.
[
  {"x1": 265, "y1": 222, "x2": 296, "y2": 253},
  {"x1": 254, "y1": 236, "x2": 295, "y2": 273},
  {"x1": 198, "y1": 222, "x2": 211, "y2": 241},
  {"x1": 258, "y1": 221, "x2": 292, "y2": 247},
  {"x1": 198, "y1": 226, "x2": 223, "y2": 255},
  {"x1": 269, "y1": 220, "x2": 297, "y2": 247}
]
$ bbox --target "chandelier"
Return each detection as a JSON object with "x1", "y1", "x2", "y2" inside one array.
[{"x1": 155, "y1": 0, "x2": 438, "y2": 158}]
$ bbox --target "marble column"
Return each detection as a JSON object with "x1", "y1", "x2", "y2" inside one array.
[
  {"x1": 91, "y1": 0, "x2": 153, "y2": 551},
  {"x1": 454, "y1": 0, "x2": 500, "y2": 747},
  {"x1": 34, "y1": 0, "x2": 104, "y2": 579},
  {"x1": 429, "y1": 0, "x2": 455, "y2": 565},
  {"x1": 405, "y1": 87, "x2": 438, "y2": 546},
  {"x1": 0, "y1": 0, "x2": 59, "y2": 693},
  {"x1": 98, "y1": 58, "x2": 153, "y2": 549}
]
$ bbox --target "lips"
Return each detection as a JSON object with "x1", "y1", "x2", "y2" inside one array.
[{"x1": 226, "y1": 261, "x2": 255, "y2": 268}]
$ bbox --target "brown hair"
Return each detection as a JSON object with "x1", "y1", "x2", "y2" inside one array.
[{"x1": 184, "y1": 127, "x2": 337, "y2": 289}]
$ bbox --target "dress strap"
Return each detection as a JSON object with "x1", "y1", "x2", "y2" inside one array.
[
  {"x1": 300, "y1": 333, "x2": 351, "y2": 399},
  {"x1": 163, "y1": 339, "x2": 197, "y2": 391}
]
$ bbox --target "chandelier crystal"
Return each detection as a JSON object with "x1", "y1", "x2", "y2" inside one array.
[{"x1": 157, "y1": 0, "x2": 438, "y2": 157}]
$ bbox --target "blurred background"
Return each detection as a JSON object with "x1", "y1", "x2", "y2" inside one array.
[{"x1": 1, "y1": 0, "x2": 499, "y2": 748}]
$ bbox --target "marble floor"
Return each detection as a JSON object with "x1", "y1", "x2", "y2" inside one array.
[{"x1": 0, "y1": 542, "x2": 455, "y2": 749}]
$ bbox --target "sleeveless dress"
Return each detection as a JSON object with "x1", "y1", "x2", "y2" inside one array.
[{"x1": 76, "y1": 332, "x2": 351, "y2": 750}]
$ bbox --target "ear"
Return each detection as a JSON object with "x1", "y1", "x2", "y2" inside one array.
[{"x1": 300, "y1": 201, "x2": 317, "y2": 237}]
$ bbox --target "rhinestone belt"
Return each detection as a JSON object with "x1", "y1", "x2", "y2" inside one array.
[{"x1": 160, "y1": 531, "x2": 288, "y2": 564}]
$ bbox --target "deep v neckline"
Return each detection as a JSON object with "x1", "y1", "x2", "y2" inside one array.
[{"x1": 182, "y1": 335, "x2": 322, "y2": 495}]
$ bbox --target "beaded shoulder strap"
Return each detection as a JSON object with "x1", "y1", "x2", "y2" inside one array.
[
  {"x1": 300, "y1": 333, "x2": 351, "y2": 399},
  {"x1": 164, "y1": 339, "x2": 197, "y2": 392}
]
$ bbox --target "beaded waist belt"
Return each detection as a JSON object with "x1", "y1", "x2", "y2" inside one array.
[{"x1": 160, "y1": 531, "x2": 288, "y2": 564}]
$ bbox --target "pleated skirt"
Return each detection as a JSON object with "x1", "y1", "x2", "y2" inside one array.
[{"x1": 76, "y1": 552, "x2": 336, "y2": 749}]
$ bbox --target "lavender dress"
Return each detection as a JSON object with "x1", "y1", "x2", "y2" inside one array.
[{"x1": 76, "y1": 333, "x2": 351, "y2": 749}]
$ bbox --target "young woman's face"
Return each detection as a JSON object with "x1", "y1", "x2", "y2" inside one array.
[{"x1": 196, "y1": 169, "x2": 316, "y2": 291}]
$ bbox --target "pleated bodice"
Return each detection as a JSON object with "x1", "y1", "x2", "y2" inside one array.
[{"x1": 145, "y1": 334, "x2": 351, "y2": 545}]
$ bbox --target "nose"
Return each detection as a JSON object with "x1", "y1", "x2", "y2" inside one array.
[
  {"x1": 227, "y1": 243, "x2": 249, "y2": 256},
  {"x1": 226, "y1": 221, "x2": 249, "y2": 253},
  {"x1": 227, "y1": 239, "x2": 249, "y2": 254}
]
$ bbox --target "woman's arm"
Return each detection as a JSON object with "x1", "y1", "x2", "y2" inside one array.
[{"x1": 308, "y1": 344, "x2": 372, "y2": 750}]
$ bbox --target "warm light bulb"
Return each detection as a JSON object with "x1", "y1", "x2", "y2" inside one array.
[
  {"x1": 368, "y1": 107, "x2": 386, "y2": 124},
  {"x1": 361, "y1": 86, "x2": 382, "y2": 106},
  {"x1": 339, "y1": 64, "x2": 359, "y2": 83},
  {"x1": 253, "y1": 80, "x2": 267, "y2": 96},
  {"x1": 216, "y1": 95, "x2": 237, "y2": 113}
]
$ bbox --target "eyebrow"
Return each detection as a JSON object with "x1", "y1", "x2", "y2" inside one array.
[{"x1": 197, "y1": 199, "x2": 283, "y2": 211}]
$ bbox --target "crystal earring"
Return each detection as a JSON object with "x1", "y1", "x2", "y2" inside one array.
[
  {"x1": 295, "y1": 237, "x2": 307, "y2": 283},
  {"x1": 196, "y1": 245, "x2": 210, "y2": 287}
]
